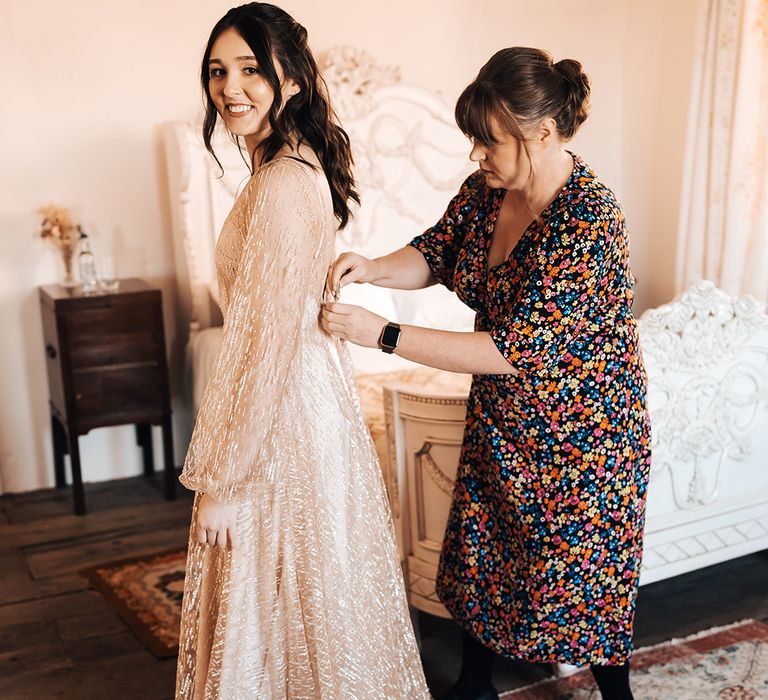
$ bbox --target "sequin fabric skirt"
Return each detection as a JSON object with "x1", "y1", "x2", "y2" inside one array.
[{"x1": 175, "y1": 340, "x2": 430, "y2": 699}]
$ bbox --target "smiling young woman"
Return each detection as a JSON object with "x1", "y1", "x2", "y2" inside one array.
[{"x1": 174, "y1": 4, "x2": 430, "y2": 699}]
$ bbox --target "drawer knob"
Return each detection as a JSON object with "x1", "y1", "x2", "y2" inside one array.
[{"x1": 45, "y1": 343, "x2": 57, "y2": 359}]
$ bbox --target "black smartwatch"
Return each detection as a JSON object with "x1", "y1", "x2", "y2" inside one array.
[{"x1": 379, "y1": 321, "x2": 402, "y2": 354}]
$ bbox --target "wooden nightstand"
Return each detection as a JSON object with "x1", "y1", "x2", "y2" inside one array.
[{"x1": 39, "y1": 278, "x2": 176, "y2": 515}]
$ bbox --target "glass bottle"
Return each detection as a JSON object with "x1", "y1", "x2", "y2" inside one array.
[{"x1": 78, "y1": 231, "x2": 98, "y2": 293}]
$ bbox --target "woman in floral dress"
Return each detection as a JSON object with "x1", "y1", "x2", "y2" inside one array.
[{"x1": 323, "y1": 47, "x2": 651, "y2": 700}]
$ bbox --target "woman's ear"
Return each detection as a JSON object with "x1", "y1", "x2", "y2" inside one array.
[
  {"x1": 283, "y1": 78, "x2": 300, "y2": 99},
  {"x1": 537, "y1": 117, "x2": 557, "y2": 144}
]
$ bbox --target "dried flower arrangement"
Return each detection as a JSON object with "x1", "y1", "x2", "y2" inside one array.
[{"x1": 38, "y1": 204, "x2": 82, "y2": 286}]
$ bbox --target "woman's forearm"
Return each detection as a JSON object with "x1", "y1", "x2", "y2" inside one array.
[
  {"x1": 370, "y1": 246, "x2": 436, "y2": 290},
  {"x1": 394, "y1": 325, "x2": 519, "y2": 375}
]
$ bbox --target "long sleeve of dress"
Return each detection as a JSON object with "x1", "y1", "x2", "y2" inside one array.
[
  {"x1": 408, "y1": 172, "x2": 484, "y2": 290},
  {"x1": 491, "y1": 199, "x2": 625, "y2": 375},
  {"x1": 179, "y1": 160, "x2": 325, "y2": 503}
]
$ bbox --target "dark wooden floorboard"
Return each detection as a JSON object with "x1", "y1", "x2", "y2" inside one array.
[
  {"x1": 1, "y1": 473, "x2": 767, "y2": 699},
  {"x1": 0, "y1": 590, "x2": 104, "y2": 628},
  {"x1": 1, "y1": 477, "x2": 171, "y2": 524},
  {"x1": 633, "y1": 550, "x2": 768, "y2": 645},
  {"x1": 24, "y1": 525, "x2": 190, "y2": 580},
  {"x1": 0, "y1": 651, "x2": 177, "y2": 700}
]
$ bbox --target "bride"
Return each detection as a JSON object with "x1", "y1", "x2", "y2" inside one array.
[{"x1": 174, "y1": 4, "x2": 430, "y2": 698}]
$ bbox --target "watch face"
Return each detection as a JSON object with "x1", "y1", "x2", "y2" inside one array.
[{"x1": 381, "y1": 324, "x2": 401, "y2": 348}]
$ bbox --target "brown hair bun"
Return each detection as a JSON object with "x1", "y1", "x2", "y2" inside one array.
[
  {"x1": 553, "y1": 59, "x2": 591, "y2": 139},
  {"x1": 456, "y1": 47, "x2": 592, "y2": 144}
]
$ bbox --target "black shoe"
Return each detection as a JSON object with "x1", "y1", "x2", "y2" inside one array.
[{"x1": 437, "y1": 687, "x2": 499, "y2": 700}]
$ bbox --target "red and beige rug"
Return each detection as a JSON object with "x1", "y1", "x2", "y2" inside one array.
[
  {"x1": 501, "y1": 620, "x2": 768, "y2": 699},
  {"x1": 81, "y1": 548, "x2": 768, "y2": 699},
  {"x1": 80, "y1": 548, "x2": 186, "y2": 657}
]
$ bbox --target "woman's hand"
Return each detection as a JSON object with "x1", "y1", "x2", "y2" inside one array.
[
  {"x1": 321, "y1": 302, "x2": 387, "y2": 348},
  {"x1": 325, "y1": 252, "x2": 379, "y2": 299},
  {"x1": 196, "y1": 492, "x2": 239, "y2": 551}
]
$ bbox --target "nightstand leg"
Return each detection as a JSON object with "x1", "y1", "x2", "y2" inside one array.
[
  {"x1": 136, "y1": 423, "x2": 154, "y2": 476},
  {"x1": 51, "y1": 415, "x2": 67, "y2": 489},
  {"x1": 161, "y1": 415, "x2": 176, "y2": 500},
  {"x1": 67, "y1": 431, "x2": 86, "y2": 516}
]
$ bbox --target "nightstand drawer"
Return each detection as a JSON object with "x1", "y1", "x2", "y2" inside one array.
[
  {"x1": 65, "y1": 306, "x2": 160, "y2": 369},
  {"x1": 71, "y1": 364, "x2": 164, "y2": 419},
  {"x1": 65, "y1": 303, "x2": 156, "y2": 336},
  {"x1": 68, "y1": 330, "x2": 158, "y2": 369}
]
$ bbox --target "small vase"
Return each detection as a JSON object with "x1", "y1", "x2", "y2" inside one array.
[{"x1": 61, "y1": 248, "x2": 76, "y2": 288}]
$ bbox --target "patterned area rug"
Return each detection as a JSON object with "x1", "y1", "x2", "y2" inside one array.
[
  {"x1": 80, "y1": 548, "x2": 186, "y2": 658},
  {"x1": 81, "y1": 546, "x2": 768, "y2": 698},
  {"x1": 501, "y1": 620, "x2": 768, "y2": 699}
]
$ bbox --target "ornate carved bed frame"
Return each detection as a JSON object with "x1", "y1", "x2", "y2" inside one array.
[
  {"x1": 637, "y1": 282, "x2": 768, "y2": 582},
  {"x1": 162, "y1": 50, "x2": 768, "y2": 603}
]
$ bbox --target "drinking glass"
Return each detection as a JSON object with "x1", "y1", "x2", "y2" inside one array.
[{"x1": 98, "y1": 254, "x2": 120, "y2": 293}]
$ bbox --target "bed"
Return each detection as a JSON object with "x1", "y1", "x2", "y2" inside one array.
[{"x1": 162, "y1": 47, "x2": 768, "y2": 597}]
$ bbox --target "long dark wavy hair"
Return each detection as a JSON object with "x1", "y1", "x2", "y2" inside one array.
[{"x1": 201, "y1": 2, "x2": 359, "y2": 229}]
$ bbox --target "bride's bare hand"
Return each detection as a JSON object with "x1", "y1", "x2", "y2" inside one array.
[
  {"x1": 197, "y1": 492, "x2": 239, "y2": 550},
  {"x1": 325, "y1": 252, "x2": 378, "y2": 299}
]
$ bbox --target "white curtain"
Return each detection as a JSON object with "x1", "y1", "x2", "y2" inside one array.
[{"x1": 676, "y1": 0, "x2": 768, "y2": 303}]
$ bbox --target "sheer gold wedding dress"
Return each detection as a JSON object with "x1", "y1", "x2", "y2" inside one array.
[{"x1": 175, "y1": 156, "x2": 430, "y2": 699}]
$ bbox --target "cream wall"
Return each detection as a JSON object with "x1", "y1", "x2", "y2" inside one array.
[
  {"x1": 622, "y1": 0, "x2": 701, "y2": 311},
  {"x1": 0, "y1": 0, "x2": 700, "y2": 494}
]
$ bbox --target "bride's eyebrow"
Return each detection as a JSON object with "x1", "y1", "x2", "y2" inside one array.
[{"x1": 208, "y1": 56, "x2": 257, "y2": 64}]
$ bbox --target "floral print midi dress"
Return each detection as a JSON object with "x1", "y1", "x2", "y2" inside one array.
[{"x1": 409, "y1": 154, "x2": 652, "y2": 666}]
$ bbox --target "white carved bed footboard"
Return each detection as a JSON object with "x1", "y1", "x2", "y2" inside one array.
[{"x1": 636, "y1": 280, "x2": 768, "y2": 583}]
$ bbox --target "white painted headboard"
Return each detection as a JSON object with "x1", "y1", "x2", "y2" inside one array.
[
  {"x1": 163, "y1": 47, "x2": 476, "y2": 380},
  {"x1": 163, "y1": 120, "x2": 247, "y2": 334}
]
